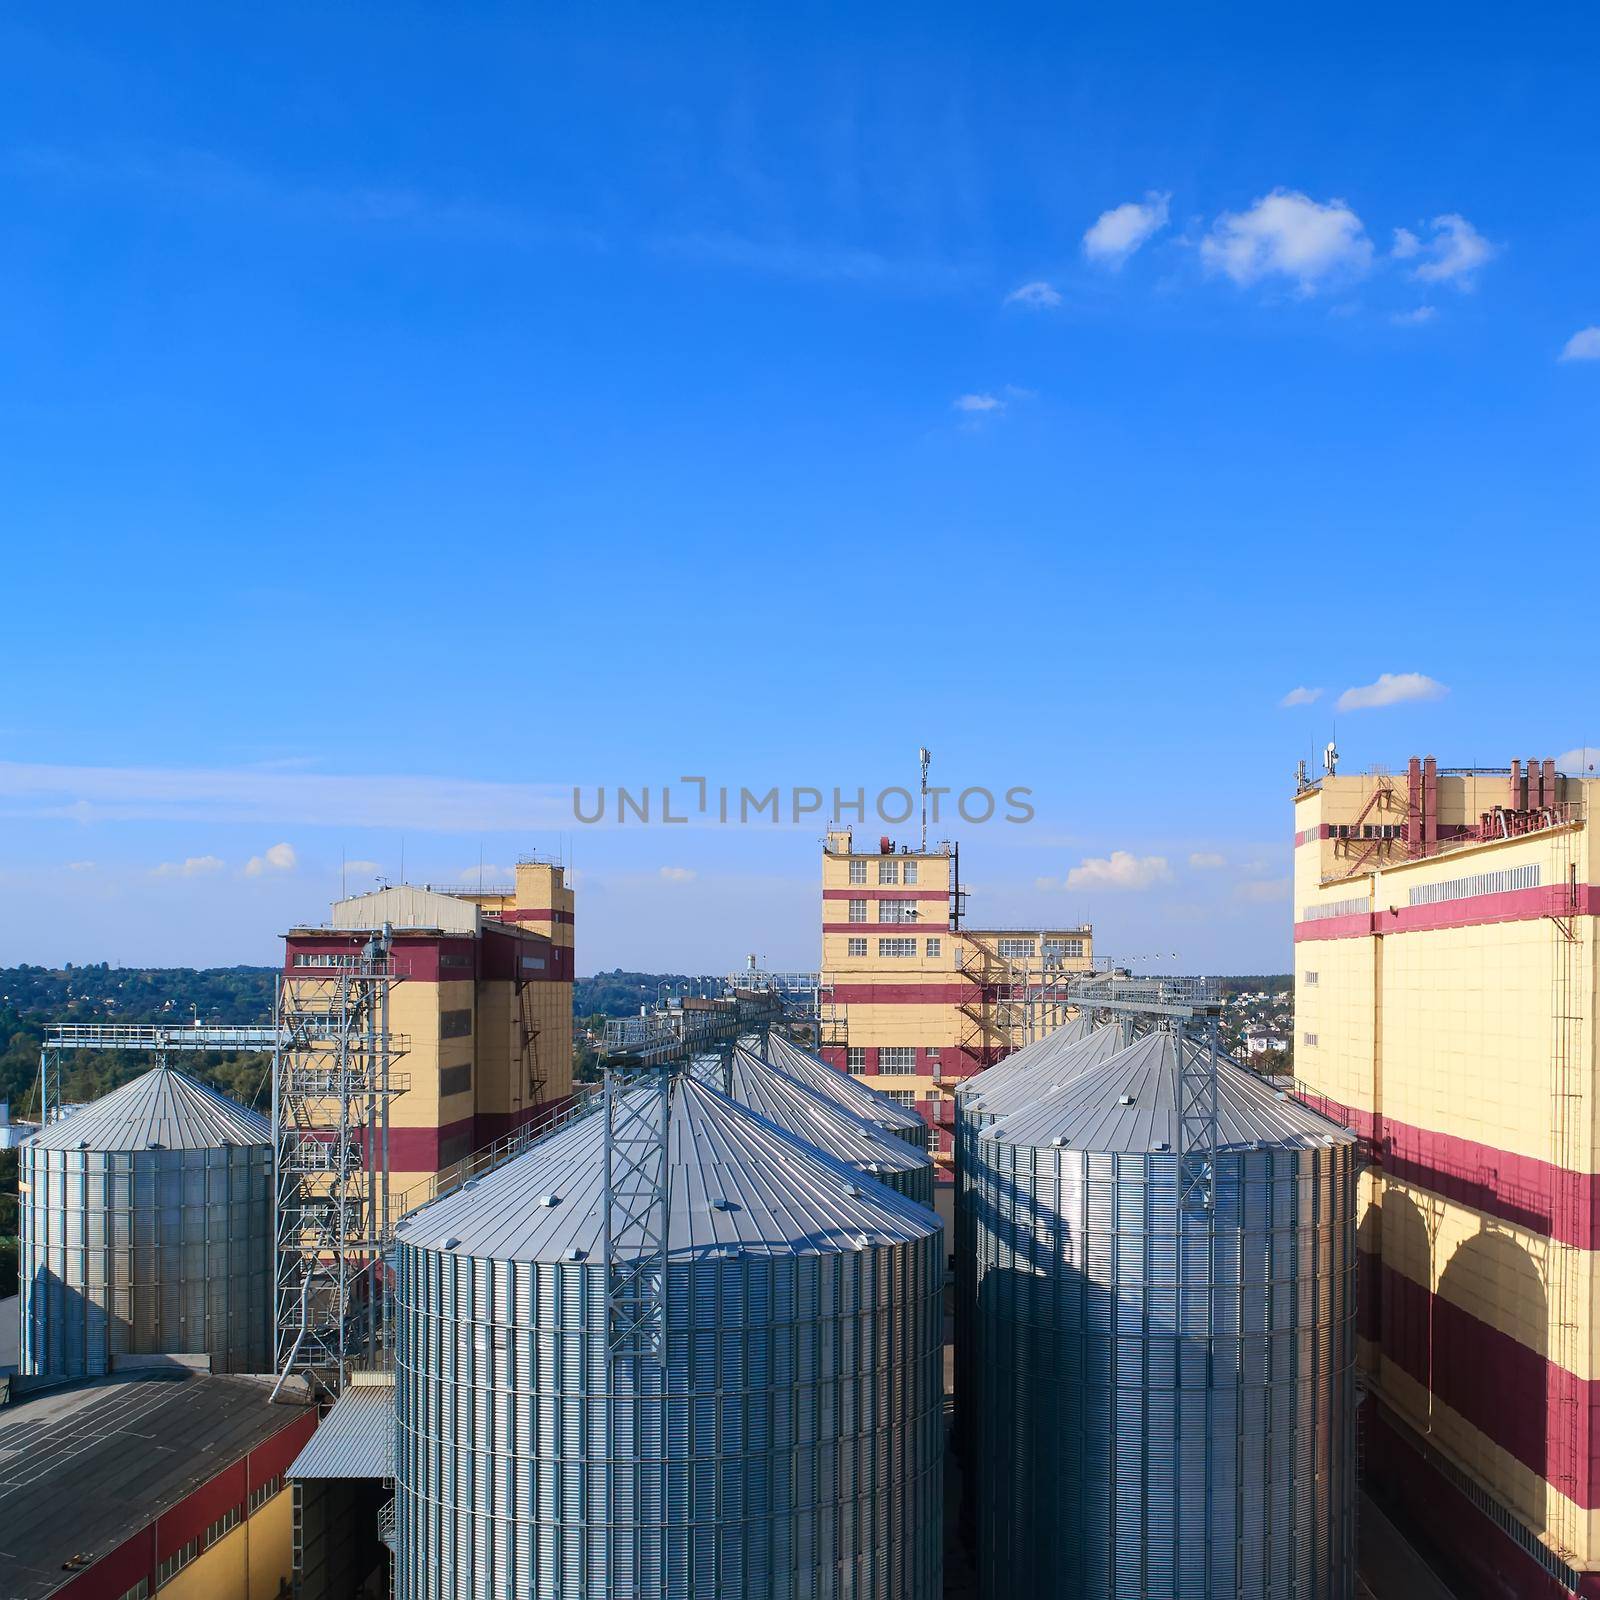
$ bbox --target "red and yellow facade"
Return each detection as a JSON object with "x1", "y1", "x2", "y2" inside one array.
[
  {"x1": 818, "y1": 826, "x2": 1092, "y2": 1200},
  {"x1": 284, "y1": 860, "x2": 575, "y2": 1204},
  {"x1": 1293, "y1": 756, "x2": 1599, "y2": 1594}
]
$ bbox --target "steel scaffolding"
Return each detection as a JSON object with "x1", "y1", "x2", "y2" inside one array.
[{"x1": 271, "y1": 930, "x2": 409, "y2": 1393}]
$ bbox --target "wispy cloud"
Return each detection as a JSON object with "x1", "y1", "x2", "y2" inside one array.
[
  {"x1": 66, "y1": 860, "x2": 96, "y2": 873},
  {"x1": 1202, "y1": 190, "x2": 1373, "y2": 292},
  {"x1": 1082, "y1": 192, "x2": 1171, "y2": 268},
  {"x1": 1234, "y1": 876, "x2": 1291, "y2": 903},
  {"x1": 0, "y1": 760, "x2": 573, "y2": 832},
  {"x1": 1560, "y1": 327, "x2": 1600, "y2": 362},
  {"x1": 244, "y1": 842, "x2": 297, "y2": 877},
  {"x1": 1390, "y1": 306, "x2": 1437, "y2": 326},
  {"x1": 954, "y1": 393, "x2": 1005, "y2": 413},
  {"x1": 1335, "y1": 672, "x2": 1448, "y2": 712},
  {"x1": 1064, "y1": 850, "x2": 1173, "y2": 891},
  {"x1": 659, "y1": 865, "x2": 696, "y2": 882},
  {"x1": 153, "y1": 854, "x2": 226, "y2": 878},
  {"x1": 1392, "y1": 214, "x2": 1496, "y2": 287},
  {"x1": 1188, "y1": 851, "x2": 1227, "y2": 869},
  {"x1": 1279, "y1": 685, "x2": 1323, "y2": 707},
  {"x1": 1558, "y1": 747, "x2": 1599, "y2": 775},
  {"x1": 1004, "y1": 279, "x2": 1062, "y2": 309},
  {"x1": 650, "y1": 231, "x2": 972, "y2": 292}
]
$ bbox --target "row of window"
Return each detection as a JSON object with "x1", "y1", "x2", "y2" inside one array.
[
  {"x1": 846, "y1": 897, "x2": 923, "y2": 924},
  {"x1": 846, "y1": 1047, "x2": 921, "y2": 1073},
  {"x1": 847, "y1": 858, "x2": 921, "y2": 885},
  {"x1": 1329, "y1": 823, "x2": 1404, "y2": 840},
  {"x1": 123, "y1": 1480, "x2": 284, "y2": 1598},
  {"x1": 845, "y1": 936, "x2": 942, "y2": 958},
  {"x1": 291, "y1": 951, "x2": 365, "y2": 969},
  {"x1": 1408, "y1": 862, "x2": 1540, "y2": 907},
  {"x1": 439, "y1": 1008, "x2": 473, "y2": 1039}
]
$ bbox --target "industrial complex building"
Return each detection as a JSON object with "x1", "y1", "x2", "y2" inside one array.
[
  {"x1": 1294, "y1": 754, "x2": 1598, "y2": 1598},
  {"x1": 817, "y1": 825, "x2": 1094, "y2": 1189}
]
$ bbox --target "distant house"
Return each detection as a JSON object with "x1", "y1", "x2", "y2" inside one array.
[{"x1": 1244, "y1": 1031, "x2": 1290, "y2": 1056}]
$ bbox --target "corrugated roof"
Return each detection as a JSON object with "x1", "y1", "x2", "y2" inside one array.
[
  {"x1": 957, "y1": 1015, "x2": 1107, "y2": 1103},
  {"x1": 394, "y1": 1076, "x2": 940, "y2": 1264},
  {"x1": 691, "y1": 1046, "x2": 932, "y2": 1182},
  {"x1": 961, "y1": 1024, "x2": 1129, "y2": 1123},
  {"x1": 288, "y1": 1378, "x2": 395, "y2": 1480},
  {"x1": 29, "y1": 1066, "x2": 270, "y2": 1152},
  {"x1": 761, "y1": 1033, "x2": 926, "y2": 1133},
  {"x1": 983, "y1": 1030, "x2": 1357, "y2": 1155}
]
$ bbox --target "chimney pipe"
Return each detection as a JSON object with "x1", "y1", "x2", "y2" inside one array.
[
  {"x1": 1542, "y1": 758, "x2": 1558, "y2": 811},
  {"x1": 1510, "y1": 759, "x2": 1522, "y2": 813}
]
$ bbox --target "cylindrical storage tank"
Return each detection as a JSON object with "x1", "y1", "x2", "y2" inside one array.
[
  {"x1": 18, "y1": 1066, "x2": 273, "y2": 1378},
  {"x1": 694, "y1": 1044, "x2": 937, "y2": 1208},
  {"x1": 973, "y1": 1029, "x2": 1358, "y2": 1599},
  {"x1": 393, "y1": 1075, "x2": 945, "y2": 1600},
  {"x1": 952, "y1": 1018, "x2": 1125, "y2": 1458},
  {"x1": 763, "y1": 1032, "x2": 928, "y2": 1146}
]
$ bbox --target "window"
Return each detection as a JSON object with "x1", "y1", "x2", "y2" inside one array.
[
  {"x1": 1300, "y1": 896, "x2": 1367, "y2": 923},
  {"x1": 118, "y1": 1583, "x2": 150, "y2": 1600},
  {"x1": 879, "y1": 1047, "x2": 917, "y2": 1072},
  {"x1": 925, "y1": 938, "x2": 941, "y2": 957},
  {"x1": 923, "y1": 1124, "x2": 941, "y2": 1154},
  {"x1": 440, "y1": 1008, "x2": 473, "y2": 1039},
  {"x1": 438, "y1": 1132, "x2": 472, "y2": 1166},
  {"x1": 1304, "y1": 971, "x2": 1319, "y2": 986},
  {"x1": 996, "y1": 938, "x2": 1035, "y2": 960},
  {"x1": 878, "y1": 938, "x2": 917, "y2": 958},
  {"x1": 157, "y1": 1540, "x2": 198, "y2": 1586},
  {"x1": 1043, "y1": 937, "x2": 1084, "y2": 961},
  {"x1": 1303, "y1": 1032, "x2": 1319, "y2": 1047},
  {"x1": 292, "y1": 951, "x2": 362, "y2": 969},
  {"x1": 886, "y1": 1089, "x2": 918, "y2": 1107},
  {"x1": 439, "y1": 949, "x2": 472, "y2": 970},
  {"x1": 847, "y1": 898, "x2": 868, "y2": 924},
  {"x1": 1408, "y1": 863, "x2": 1540, "y2": 908},
  {"x1": 205, "y1": 1507, "x2": 241, "y2": 1548},
  {"x1": 846, "y1": 1047, "x2": 867, "y2": 1074},
  {"x1": 440, "y1": 1063, "x2": 473, "y2": 1098},
  {"x1": 902, "y1": 860, "x2": 919, "y2": 885},
  {"x1": 248, "y1": 1476, "x2": 284, "y2": 1515},
  {"x1": 878, "y1": 900, "x2": 917, "y2": 924},
  {"x1": 846, "y1": 937, "x2": 867, "y2": 957},
  {"x1": 877, "y1": 859, "x2": 900, "y2": 885},
  {"x1": 848, "y1": 859, "x2": 867, "y2": 885}
]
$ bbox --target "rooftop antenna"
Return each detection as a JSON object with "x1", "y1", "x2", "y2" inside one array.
[
  {"x1": 1323, "y1": 740, "x2": 1340, "y2": 777},
  {"x1": 918, "y1": 746, "x2": 932, "y2": 851}
]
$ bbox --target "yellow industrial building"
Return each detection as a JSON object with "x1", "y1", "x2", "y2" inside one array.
[
  {"x1": 283, "y1": 857, "x2": 576, "y2": 1203},
  {"x1": 818, "y1": 825, "x2": 1093, "y2": 1194},
  {"x1": 1293, "y1": 754, "x2": 1599, "y2": 1597}
]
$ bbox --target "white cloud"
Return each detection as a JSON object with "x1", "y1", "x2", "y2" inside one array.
[
  {"x1": 1560, "y1": 327, "x2": 1600, "y2": 362},
  {"x1": 1335, "y1": 672, "x2": 1448, "y2": 712},
  {"x1": 659, "y1": 865, "x2": 696, "y2": 882},
  {"x1": 1064, "y1": 850, "x2": 1173, "y2": 891},
  {"x1": 1235, "y1": 876, "x2": 1291, "y2": 903},
  {"x1": 153, "y1": 854, "x2": 225, "y2": 878},
  {"x1": 1279, "y1": 685, "x2": 1323, "y2": 707},
  {"x1": 1082, "y1": 191, "x2": 1171, "y2": 267},
  {"x1": 66, "y1": 860, "x2": 96, "y2": 872},
  {"x1": 1558, "y1": 747, "x2": 1600, "y2": 775},
  {"x1": 1004, "y1": 280, "x2": 1062, "y2": 309},
  {"x1": 1391, "y1": 306, "x2": 1437, "y2": 326},
  {"x1": 1396, "y1": 214, "x2": 1496, "y2": 286},
  {"x1": 1033, "y1": 875, "x2": 1059, "y2": 891},
  {"x1": 954, "y1": 393, "x2": 1004, "y2": 413},
  {"x1": 1188, "y1": 852, "x2": 1227, "y2": 870},
  {"x1": 244, "y1": 842, "x2": 297, "y2": 876},
  {"x1": 343, "y1": 858, "x2": 382, "y2": 875},
  {"x1": 1201, "y1": 190, "x2": 1373, "y2": 292},
  {"x1": 454, "y1": 862, "x2": 515, "y2": 884}
]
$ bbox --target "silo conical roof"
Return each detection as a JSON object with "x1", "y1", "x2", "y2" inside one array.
[
  {"x1": 763, "y1": 1033, "x2": 926, "y2": 1135},
  {"x1": 693, "y1": 1045, "x2": 932, "y2": 1185},
  {"x1": 983, "y1": 1029, "x2": 1355, "y2": 1154},
  {"x1": 395, "y1": 1075, "x2": 939, "y2": 1263},
  {"x1": 957, "y1": 1015, "x2": 1112, "y2": 1106},
  {"x1": 30, "y1": 1064, "x2": 270, "y2": 1151}
]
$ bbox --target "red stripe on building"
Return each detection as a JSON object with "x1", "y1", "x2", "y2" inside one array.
[
  {"x1": 1297, "y1": 1087, "x2": 1600, "y2": 1249},
  {"x1": 498, "y1": 908, "x2": 576, "y2": 925},
  {"x1": 823, "y1": 923, "x2": 951, "y2": 934},
  {"x1": 1294, "y1": 884, "x2": 1600, "y2": 943},
  {"x1": 1375, "y1": 1257, "x2": 1600, "y2": 1509},
  {"x1": 822, "y1": 888, "x2": 948, "y2": 901},
  {"x1": 827, "y1": 983, "x2": 979, "y2": 1003}
]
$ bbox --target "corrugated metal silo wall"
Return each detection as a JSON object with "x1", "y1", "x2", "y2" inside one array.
[
  {"x1": 973, "y1": 1141, "x2": 1357, "y2": 1599},
  {"x1": 394, "y1": 1238, "x2": 945, "y2": 1600},
  {"x1": 878, "y1": 1161, "x2": 935, "y2": 1211},
  {"x1": 18, "y1": 1141, "x2": 273, "y2": 1377}
]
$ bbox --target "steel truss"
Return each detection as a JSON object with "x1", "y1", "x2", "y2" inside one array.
[{"x1": 271, "y1": 932, "x2": 410, "y2": 1392}]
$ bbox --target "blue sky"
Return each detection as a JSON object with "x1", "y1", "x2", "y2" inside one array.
[{"x1": 2, "y1": 3, "x2": 1598, "y2": 974}]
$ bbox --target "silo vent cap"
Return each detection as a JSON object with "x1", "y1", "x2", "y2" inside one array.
[
  {"x1": 711, "y1": 1197, "x2": 733, "y2": 1210},
  {"x1": 1119, "y1": 1094, "x2": 1135, "y2": 1106},
  {"x1": 538, "y1": 1192, "x2": 561, "y2": 1208},
  {"x1": 845, "y1": 1184, "x2": 864, "y2": 1198},
  {"x1": 565, "y1": 1248, "x2": 587, "y2": 1262},
  {"x1": 852, "y1": 1233, "x2": 873, "y2": 1250},
  {"x1": 1154, "y1": 1141, "x2": 1170, "y2": 1152},
  {"x1": 1051, "y1": 1135, "x2": 1069, "y2": 1148},
  {"x1": 441, "y1": 1236, "x2": 461, "y2": 1250}
]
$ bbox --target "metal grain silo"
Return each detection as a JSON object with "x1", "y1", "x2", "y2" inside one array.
[
  {"x1": 973, "y1": 1029, "x2": 1358, "y2": 1599},
  {"x1": 392, "y1": 1074, "x2": 944, "y2": 1600},
  {"x1": 763, "y1": 1031, "x2": 928, "y2": 1145},
  {"x1": 18, "y1": 1065, "x2": 273, "y2": 1377},
  {"x1": 952, "y1": 1018, "x2": 1126, "y2": 1457},
  {"x1": 693, "y1": 1044, "x2": 937, "y2": 1207}
]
